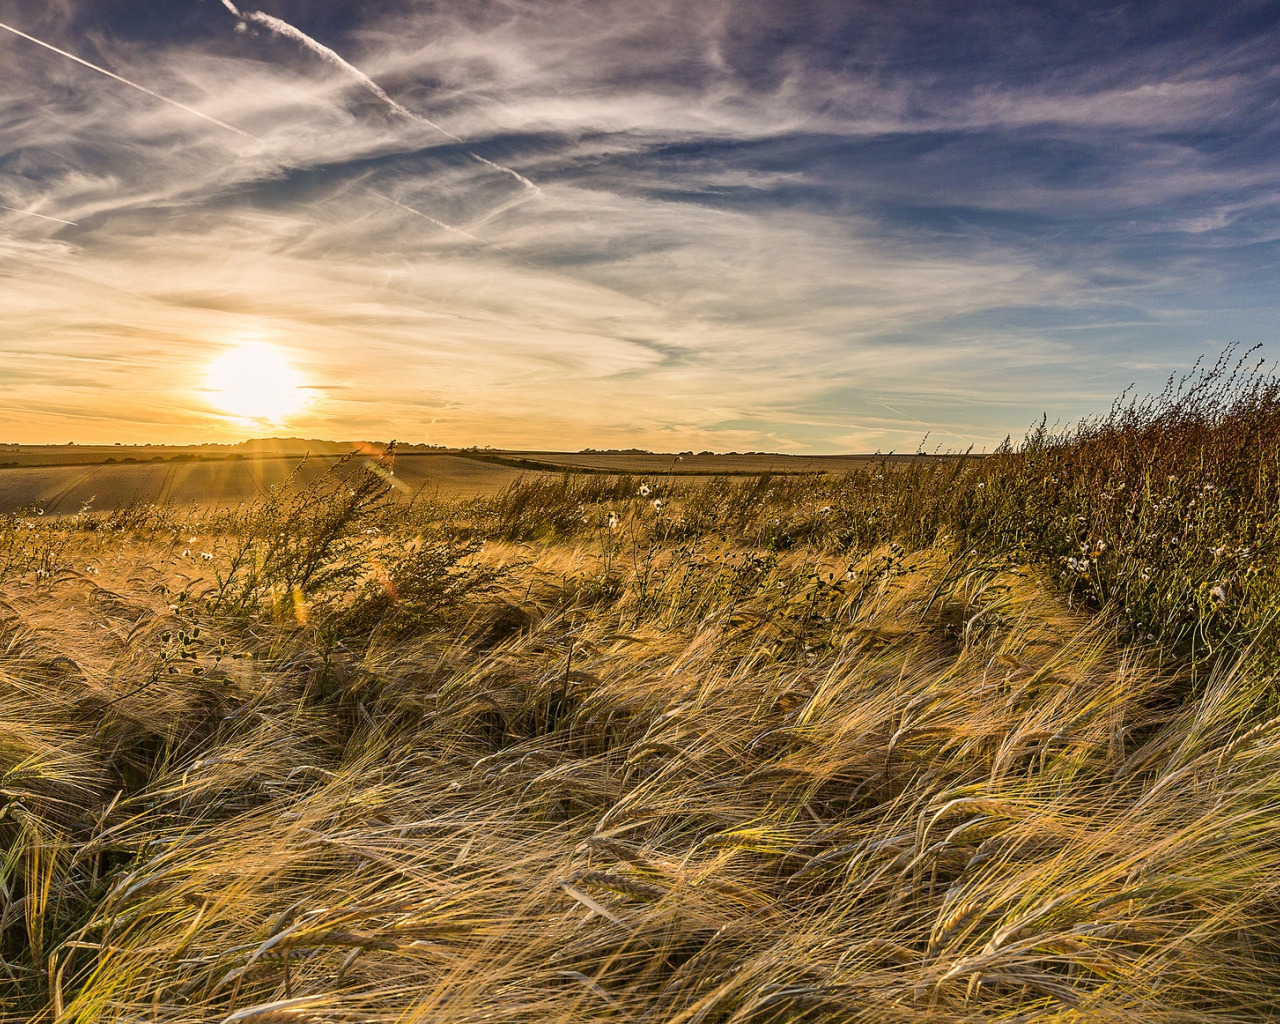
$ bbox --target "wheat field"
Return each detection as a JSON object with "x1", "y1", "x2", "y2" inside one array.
[{"x1": 3, "y1": 356, "x2": 1280, "y2": 1022}]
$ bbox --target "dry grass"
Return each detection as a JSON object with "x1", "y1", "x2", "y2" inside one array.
[{"x1": 4, "y1": 361, "x2": 1280, "y2": 1022}]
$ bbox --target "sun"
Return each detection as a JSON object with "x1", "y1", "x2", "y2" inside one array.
[{"x1": 207, "y1": 342, "x2": 307, "y2": 422}]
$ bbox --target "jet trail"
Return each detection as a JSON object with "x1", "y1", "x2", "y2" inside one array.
[
  {"x1": 360, "y1": 186, "x2": 524, "y2": 262},
  {"x1": 0, "y1": 204, "x2": 78, "y2": 226},
  {"x1": 220, "y1": 2, "x2": 539, "y2": 193},
  {"x1": 2, "y1": 15, "x2": 507, "y2": 252},
  {"x1": 361, "y1": 187, "x2": 484, "y2": 243},
  {"x1": 0, "y1": 19, "x2": 252, "y2": 138},
  {"x1": 221, "y1": 1, "x2": 456, "y2": 137}
]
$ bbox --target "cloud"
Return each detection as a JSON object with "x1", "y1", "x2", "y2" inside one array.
[{"x1": 1, "y1": 2, "x2": 1277, "y2": 449}]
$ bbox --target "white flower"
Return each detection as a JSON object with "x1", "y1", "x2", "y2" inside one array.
[
  {"x1": 607, "y1": 512, "x2": 619, "y2": 529},
  {"x1": 201, "y1": 552, "x2": 214, "y2": 561},
  {"x1": 651, "y1": 499, "x2": 664, "y2": 511},
  {"x1": 639, "y1": 484, "x2": 651, "y2": 497},
  {"x1": 1209, "y1": 584, "x2": 1227, "y2": 605}
]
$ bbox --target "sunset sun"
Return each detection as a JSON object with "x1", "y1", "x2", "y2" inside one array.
[{"x1": 207, "y1": 342, "x2": 307, "y2": 422}]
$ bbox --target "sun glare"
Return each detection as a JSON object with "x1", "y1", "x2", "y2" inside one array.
[{"x1": 207, "y1": 342, "x2": 307, "y2": 422}]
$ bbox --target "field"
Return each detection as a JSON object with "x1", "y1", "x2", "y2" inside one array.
[
  {"x1": 0, "y1": 446, "x2": 907, "y2": 516},
  {"x1": 4, "y1": 356, "x2": 1280, "y2": 1022}
]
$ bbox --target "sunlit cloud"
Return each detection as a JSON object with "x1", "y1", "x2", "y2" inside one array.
[{"x1": 1, "y1": 2, "x2": 1277, "y2": 450}]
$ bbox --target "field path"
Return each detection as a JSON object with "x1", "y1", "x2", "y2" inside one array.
[
  {"x1": 40, "y1": 463, "x2": 105, "y2": 513},
  {"x1": 156, "y1": 461, "x2": 179, "y2": 504}
]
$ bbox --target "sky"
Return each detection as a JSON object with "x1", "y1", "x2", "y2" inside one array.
[{"x1": 2, "y1": 1, "x2": 1278, "y2": 452}]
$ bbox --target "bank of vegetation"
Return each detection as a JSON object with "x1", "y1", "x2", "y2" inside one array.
[{"x1": 2, "y1": 351, "x2": 1279, "y2": 1022}]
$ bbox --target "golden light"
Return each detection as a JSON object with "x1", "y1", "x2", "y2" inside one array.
[{"x1": 207, "y1": 341, "x2": 307, "y2": 422}]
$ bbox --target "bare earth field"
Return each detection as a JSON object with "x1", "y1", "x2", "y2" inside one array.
[
  {"x1": 0, "y1": 452, "x2": 522, "y2": 514},
  {"x1": 0, "y1": 443, "x2": 935, "y2": 514}
]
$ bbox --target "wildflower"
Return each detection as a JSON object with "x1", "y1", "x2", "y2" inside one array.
[
  {"x1": 1209, "y1": 584, "x2": 1228, "y2": 606},
  {"x1": 652, "y1": 499, "x2": 664, "y2": 511},
  {"x1": 201, "y1": 552, "x2": 214, "y2": 561},
  {"x1": 977, "y1": 482, "x2": 985, "y2": 489},
  {"x1": 607, "y1": 512, "x2": 619, "y2": 529},
  {"x1": 639, "y1": 484, "x2": 652, "y2": 497}
]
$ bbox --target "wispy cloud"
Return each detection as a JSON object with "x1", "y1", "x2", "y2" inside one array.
[{"x1": 1, "y1": 2, "x2": 1277, "y2": 449}]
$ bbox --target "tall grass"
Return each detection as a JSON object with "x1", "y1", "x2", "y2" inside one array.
[{"x1": 3, "y1": 358, "x2": 1280, "y2": 1021}]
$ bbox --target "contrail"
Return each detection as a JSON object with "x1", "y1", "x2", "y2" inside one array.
[
  {"x1": 360, "y1": 186, "x2": 524, "y2": 262},
  {"x1": 1, "y1": 14, "x2": 502, "y2": 250},
  {"x1": 0, "y1": 204, "x2": 77, "y2": 226},
  {"x1": 361, "y1": 187, "x2": 484, "y2": 243},
  {"x1": 467, "y1": 153, "x2": 539, "y2": 192},
  {"x1": 0, "y1": 19, "x2": 253, "y2": 138},
  {"x1": 221, "y1": 2, "x2": 539, "y2": 193},
  {"x1": 222, "y1": 1, "x2": 453, "y2": 134}
]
